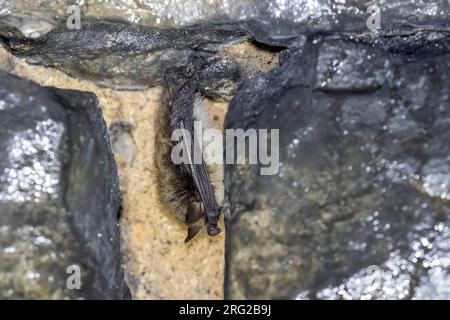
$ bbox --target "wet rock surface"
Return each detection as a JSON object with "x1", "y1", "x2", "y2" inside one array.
[
  {"x1": 2, "y1": 3, "x2": 448, "y2": 92},
  {"x1": 2, "y1": 20, "x2": 252, "y2": 93},
  {"x1": 0, "y1": 2, "x2": 448, "y2": 53},
  {"x1": 0, "y1": 70, "x2": 126, "y2": 299},
  {"x1": 0, "y1": 18, "x2": 278, "y2": 98},
  {"x1": 225, "y1": 33, "x2": 450, "y2": 299},
  {"x1": 4, "y1": 1, "x2": 448, "y2": 95},
  {"x1": 1, "y1": 1, "x2": 449, "y2": 38}
]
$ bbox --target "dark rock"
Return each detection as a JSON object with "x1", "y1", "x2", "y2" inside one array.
[
  {"x1": 2, "y1": 20, "x2": 251, "y2": 95},
  {"x1": 225, "y1": 32, "x2": 450, "y2": 299},
  {"x1": 240, "y1": 1, "x2": 450, "y2": 47},
  {"x1": 2, "y1": 1, "x2": 449, "y2": 45},
  {"x1": 0, "y1": 70, "x2": 127, "y2": 299},
  {"x1": 3, "y1": 9, "x2": 448, "y2": 96}
]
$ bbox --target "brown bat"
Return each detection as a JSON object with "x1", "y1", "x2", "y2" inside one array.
[{"x1": 155, "y1": 57, "x2": 224, "y2": 243}]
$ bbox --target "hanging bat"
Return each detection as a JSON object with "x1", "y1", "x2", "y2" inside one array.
[{"x1": 155, "y1": 57, "x2": 224, "y2": 243}]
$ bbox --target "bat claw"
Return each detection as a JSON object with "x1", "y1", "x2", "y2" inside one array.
[{"x1": 207, "y1": 224, "x2": 221, "y2": 237}]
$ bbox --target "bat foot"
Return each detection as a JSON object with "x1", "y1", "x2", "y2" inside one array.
[{"x1": 207, "y1": 224, "x2": 221, "y2": 237}]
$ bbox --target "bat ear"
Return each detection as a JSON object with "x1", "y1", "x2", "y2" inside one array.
[
  {"x1": 186, "y1": 201, "x2": 204, "y2": 224},
  {"x1": 185, "y1": 225, "x2": 202, "y2": 243}
]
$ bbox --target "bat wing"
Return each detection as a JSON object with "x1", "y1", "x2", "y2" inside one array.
[{"x1": 179, "y1": 121, "x2": 221, "y2": 235}]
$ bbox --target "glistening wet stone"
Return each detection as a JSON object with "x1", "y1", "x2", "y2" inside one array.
[
  {"x1": 0, "y1": 71, "x2": 127, "y2": 299},
  {"x1": 111, "y1": 0, "x2": 450, "y2": 43},
  {"x1": 1, "y1": 1, "x2": 449, "y2": 41},
  {"x1": 225, "y1": 32, "x2": 450, "y2": 300},
  {"x1": 2, "y1": 20, "x2": 251, "y2": 95}
]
